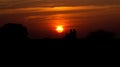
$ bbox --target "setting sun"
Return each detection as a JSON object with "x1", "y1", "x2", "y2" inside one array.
[{"x1": 56, "y1": 25, "x2": 64, "y2": 33}]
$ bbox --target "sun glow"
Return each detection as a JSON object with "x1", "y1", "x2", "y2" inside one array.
[{"x1": 56, "y1": 25, "x2": 64, "y2": 33}]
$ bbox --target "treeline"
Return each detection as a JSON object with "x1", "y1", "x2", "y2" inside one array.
[{"x1": 0, "y1": 23, "x2": 119, "y2": 48}]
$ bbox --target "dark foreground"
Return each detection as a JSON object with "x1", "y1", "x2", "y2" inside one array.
[
  {"x1": 0, "y1": 23, "x2": 120, "y2": 66},
  {"x1": 0, "y1": 39, "x2": 120, "y2": 66}
]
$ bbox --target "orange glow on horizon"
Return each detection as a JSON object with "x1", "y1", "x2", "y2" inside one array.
[{"x1": 56, "y1": 25, "x2": 64, "y2": 33}]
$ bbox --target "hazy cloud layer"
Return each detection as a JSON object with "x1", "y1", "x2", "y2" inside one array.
[
  {"x1": 0, "y1": 0, "x2": 120, "y2": 9},
  {"x1": 0, "y1": 0, "x2": 120, "y2": 38}
]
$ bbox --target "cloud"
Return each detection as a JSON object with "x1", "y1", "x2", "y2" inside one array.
[
  {"x1": 0, "y1": 5, "x2": 117, "y2": 14},
  {"x1": 0, "y1": 0, "x2": 120, "y2": 9}
]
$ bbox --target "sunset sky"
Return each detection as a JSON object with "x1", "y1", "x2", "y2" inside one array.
[{"x1": 0, "y1": 0, "x2": 120, "y2": 38}]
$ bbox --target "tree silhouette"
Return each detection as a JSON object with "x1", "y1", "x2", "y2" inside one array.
[
  {"x1": 0, "y1": 23, "x2": 28, "y2": 48},
  {"x1": 64, "y1": 29, "x2": 77, "y2": 40},
  {"x1": 86, "y1": 30, "x2": 115, "y2": 40}
]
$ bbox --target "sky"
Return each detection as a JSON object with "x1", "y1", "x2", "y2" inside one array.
[
  {"x1": 0, "y1": 0, "x2": 120, "y2": 9},
  {"x1": 0, "y1": 0, "x2": 120, "y2": 38}
]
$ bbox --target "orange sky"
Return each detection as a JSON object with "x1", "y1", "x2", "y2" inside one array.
[{"x1": 0, "y1": 0, "x2": 120, "y2": 38}]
